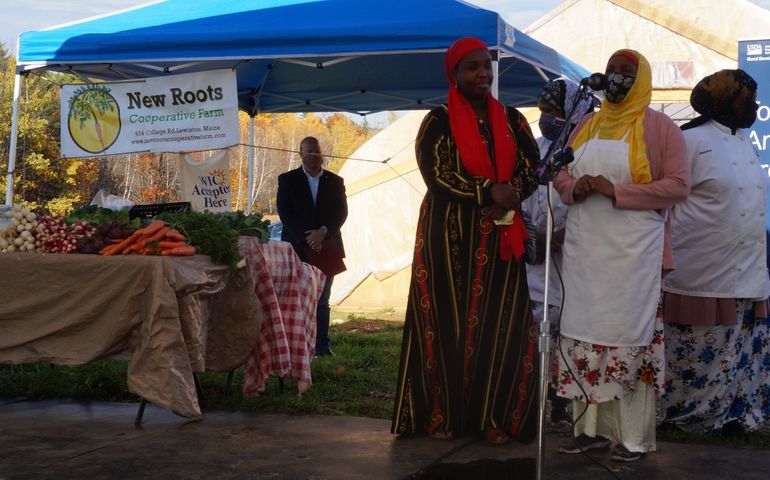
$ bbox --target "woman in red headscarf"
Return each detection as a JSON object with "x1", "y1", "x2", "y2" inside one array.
[{"x1": 391, "y1": 37, "x2": 540, "y2": 444}]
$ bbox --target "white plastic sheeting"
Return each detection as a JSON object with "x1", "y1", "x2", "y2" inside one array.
[
  {"x1": 330, "y1": 111, "x2": 428, "y2": 307},
  {"x1": 525, "y1": 0, "x2": 770, "y2": 102}
]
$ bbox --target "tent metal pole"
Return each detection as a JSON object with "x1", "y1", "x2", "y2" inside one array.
[
  {"x1": 246, "y1": 115, "x2": 255, "y2": 214},
  {"x1": 5, "y1": 72, "x2": 22, "y2": 206},
  {"x1": 533, "y1": 65, "x2": 550, "y2": 83},
  {"x1": 492, "y1": 56, "x2": 499, "y2": 99}
]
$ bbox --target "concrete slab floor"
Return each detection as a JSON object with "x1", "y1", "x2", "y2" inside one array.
[{"x1": 0, "y1": 399, "x2": 768, "y2": 480}]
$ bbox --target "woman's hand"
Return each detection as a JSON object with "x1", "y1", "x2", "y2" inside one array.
[
  {"x1": 490, "y1": 183, "x2": 520, "y2": 210},
  {"x1": 572, "y1": 175, "x2": 594, "y2": 202},
  {"x1": 590, "y1": 175, "x2": 616, "y2": 199},
  {"x1": 481, "y1": 203, "x2": 508, "y2": 220}
]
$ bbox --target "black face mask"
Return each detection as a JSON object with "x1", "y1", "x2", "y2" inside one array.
[
  {"x1": 538, "y1": 113, "x2": 566, "y2": 141},
  {"x1": 605, "y1": 72, "x2": 636, "y2": 103}
]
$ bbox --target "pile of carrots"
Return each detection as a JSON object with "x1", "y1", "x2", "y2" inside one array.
[{"x1": 99, "y1": 220, "x2": 196, "y2": 256}]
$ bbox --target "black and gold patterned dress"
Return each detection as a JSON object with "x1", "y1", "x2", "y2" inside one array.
[{"x1": 391, "y1": 105, "x2": 540, "y2": 441}]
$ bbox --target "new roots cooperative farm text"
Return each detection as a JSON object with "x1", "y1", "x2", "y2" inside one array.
[{"x1": 126, "y1": 85, "x2": 226, "y2": 124}]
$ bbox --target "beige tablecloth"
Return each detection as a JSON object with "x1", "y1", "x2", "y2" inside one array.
[{"x1": 0, "y1": 253, "x2": 262, "y2": 419}]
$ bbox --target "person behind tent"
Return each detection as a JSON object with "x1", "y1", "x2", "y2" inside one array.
[
  {"x1": 660, "y1": 69, "x2": 770, "y2": 434},
  {"x1": 276, "y1": 136, "x2": 348, "y2": 357},
  {"x1": 521, "y1": 78, "x2": 594, "y2": 427},
  {"x1": 553, "y1": 49, "x2": 690, "y2": 461},
  {"x1": 391, "y1": 37, "x2": 540, "y2": 445}
]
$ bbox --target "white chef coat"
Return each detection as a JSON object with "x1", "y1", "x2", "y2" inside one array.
[{"x1": 663, "y1": 120, "x2": 770, "y2": 300}]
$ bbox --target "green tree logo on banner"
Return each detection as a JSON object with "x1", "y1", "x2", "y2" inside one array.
[{"x1": 67, "y1": 84, "x2": 121, "y2": 153}]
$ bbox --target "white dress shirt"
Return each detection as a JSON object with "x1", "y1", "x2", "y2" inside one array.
[
  {"x1": 663, "y1": 120, "x2": 770, "y2": 299},
  {"x1": 303, "y1": 166, "x2": 323, "y2": 205}
]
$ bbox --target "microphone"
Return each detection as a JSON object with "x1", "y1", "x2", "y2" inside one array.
[
  {"x1": 580, "y1": 73, "x2": 607, "y2": 90},
  {"x1": 551, "y1": 146, "x2": 574, "y2": 171},
  {"x1": 536, "y1": 147, "x2": 574, "y2": 185}
]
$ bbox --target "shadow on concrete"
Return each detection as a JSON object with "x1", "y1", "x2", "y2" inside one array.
[
  {"x1": 1, "y1": 399, "x2": 768, "y2": 480},
  {"x1": 407, "y1": 458, "x2": 536, "y2": 480}
]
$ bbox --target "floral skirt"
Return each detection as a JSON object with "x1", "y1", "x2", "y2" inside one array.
[
  {"x1": 554, "y1": 317, "x2": 665, "y2": 404},
  {"x1": 660, "y1": 300, "x2": 770, "y2": 431}
]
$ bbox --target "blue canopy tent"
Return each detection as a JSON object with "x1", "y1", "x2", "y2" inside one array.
[{"x1": 6, "y1": 0, "x2": 590, "y2": 206}]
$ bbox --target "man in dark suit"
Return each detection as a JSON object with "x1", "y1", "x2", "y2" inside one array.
[{"x1": 277, "y1": 136, "x2": 348, "y2": 357}]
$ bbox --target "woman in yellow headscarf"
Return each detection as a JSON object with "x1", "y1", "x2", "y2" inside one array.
[{"x1": 552, "y1": 50, "x2": 690, "y2": 462}]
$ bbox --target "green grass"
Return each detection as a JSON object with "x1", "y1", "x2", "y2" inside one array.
[
  {"x1": 2, "y1": 317, "x2": 769, "y2": 450},
  {"x1": 0, "y1": 319, "x2": 403, "y2": 419},
  {"x1": 0, "y1": 360, "x2": 136, "y2": 402}
]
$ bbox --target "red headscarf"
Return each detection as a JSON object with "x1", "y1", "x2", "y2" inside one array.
[{"x1": 445, "y1": 37, "x2": 526, "y2": 261}]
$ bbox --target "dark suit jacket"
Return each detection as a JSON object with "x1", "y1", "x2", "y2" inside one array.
[{"x1": 276, "y1": 167, "x2": 348, "y2": 265}]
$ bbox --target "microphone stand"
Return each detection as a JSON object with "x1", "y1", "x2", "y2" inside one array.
[{"x1": 534, "y1": 85, "x2": 593, "y2": 480}]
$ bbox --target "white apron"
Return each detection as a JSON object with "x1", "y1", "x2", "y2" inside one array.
[{"x1": 560, "y1": 132, "x2": 664, "y2": 347}]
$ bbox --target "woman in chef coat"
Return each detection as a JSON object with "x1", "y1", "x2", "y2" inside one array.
[
  {"x1": 661, "y1": 69, "x2": 770, "y2": 434},
  {"x1": 553, "y1": 49, "x2": 690, "y2": 462}
]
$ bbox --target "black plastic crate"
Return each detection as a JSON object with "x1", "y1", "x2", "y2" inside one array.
[{"x1": 128, "y1": 202, "x2": 192, "y2": 220}]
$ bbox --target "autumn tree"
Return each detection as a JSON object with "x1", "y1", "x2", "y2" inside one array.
[
  {"x1": 229, "y1": 111, "x2": 369, "y2": 214},
  {"x1": 0, "y1": 43, "x2": 99, "y2": 215}
]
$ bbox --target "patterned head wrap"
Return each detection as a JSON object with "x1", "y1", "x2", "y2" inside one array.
[
  {"x1": 539, "y1": 79, "x2": 595, "y2": 124},
  {"x1": 681, "y1": 69, "x2": 758, "y2": 134},
  {"x1": 538, "y1": 80, "x2": 566, "y2": 115}
]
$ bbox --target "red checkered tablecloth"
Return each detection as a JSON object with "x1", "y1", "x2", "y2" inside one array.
[{"x1": 238, "y1": 237, "x2": 325, "y2": 395}]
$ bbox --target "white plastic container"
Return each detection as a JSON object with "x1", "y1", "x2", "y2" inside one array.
[{"x1": 0, "y1": 205, "x2": 11, "y2": 231}]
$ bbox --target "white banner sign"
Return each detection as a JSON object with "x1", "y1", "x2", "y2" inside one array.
[
  {"x1": 60, "y1": 69, "x2": 239, "y2": 157},
  {"x1": 177, "y1": 150, "x2": 232, "y2": 212}
]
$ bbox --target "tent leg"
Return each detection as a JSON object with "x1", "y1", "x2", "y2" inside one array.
[
  {"x1": 134, "y1": 398, "x2": 148, "y2": 426},
  {"x1": 5, "y1": 72, "x2": 22, "y2": 206},
  {"x1": 224, "y1": 370, "x2": 234, "y2": 396},
  {"x1": 492, "y1": 56, "x2": 499, "y2": 99},
  {"x1": 246, "y1": 116, "x2": 255, "y2": 214},
  {"x1": 193, "y1": 373, "x2": 205, "y2": 408}
]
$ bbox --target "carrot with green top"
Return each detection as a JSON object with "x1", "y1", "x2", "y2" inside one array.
[
  {"x1": 102, "y1": 232, "x2": 139, "y2": 255},
  {"x1": 100, "y1": 244, "x2": 121, "y2": 255},
  {"x1": 164, "y1": 229, "x2": 186, "y2": 242},
  {"x1": 158, "y1": 241, "x2": 187, "y2": 250},
  {"x1": 161, "y1": 245, "x2": 196, "y2": 256},
  {"x1": 139, "y1": 220, "x2": 166, "y2": 236},
  {"x1": 140, "y1": 227, "x2": 170, "y2": 248}
]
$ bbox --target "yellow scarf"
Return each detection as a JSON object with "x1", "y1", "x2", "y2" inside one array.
[{"x1": 571, "y1": 49, "x2": 653, "y2": 184}]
